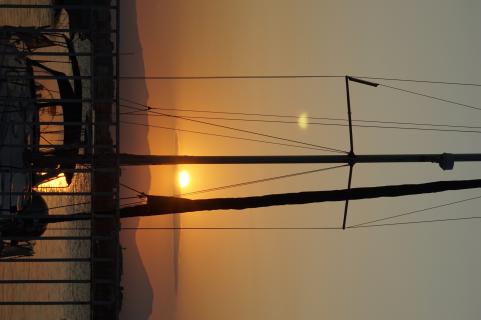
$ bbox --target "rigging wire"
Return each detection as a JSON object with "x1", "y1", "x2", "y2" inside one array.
[
  {"x1": 355, "y1": 76, "x2": 481, "y2": 88},
  {"x1": 119, "y1": 102, "x2": 481, "y2": 130},
  {"x1": 122, "y1": 75, "x2": 481, "y2": 117},
  {"x1": 119, "y1": 182, "x2": 146, "y2": 198},
  {"x1": 379, "y1": 83, "x2": 481, "y2": 112},
  {"x1": 41, "y1": 191, "x2": 481, "y2": 230},
  {"x1": 38, "y1": 166, "x2": 348, "y2": 215},
  {"x1": 121, "y1": 112, "x2": 481, "y2": 135},
  {"x1": 122, "y1": 105, "x2": 347, "y2": 153},
  {"x1": 47, "y1": 201, "x2": 90, "y2": 210},
  {"x1": 18, "y1": 167, "x2": 345, "y2": 215},
  {"x1": 118, "y1": 74, "x2": 481, "y2": 88},
  {"x1": 120, "y1": 226, "x2": 340, "y2": 230},
  {"x1": 120, "y1": 103, "x2": 347, "y2": 154},
  {"x1": 348, "y1": 194, "x2": 481, "y2": 228},
  {"x1": 177, "y1": 164, "x2": 347, "y2": 197},
  {"x1": 119, "y1": 75, "x2": 345, "y2": 80},
  {"x1": 9, "y1": 196, "x2": 142, "y2": 215},
  {"x1": 348, "y1": 216, "x2": 481, "y2": 229},
  {"x1": 45, "y1": 226, "x2": 341, "y2": 230},
  {"x1": 121, "y1": 120, "x2": 336, "y2": 152},
  {"x1": 39, "y1": 135, "x2": 53, "y2": 145},
  {"x1": 45, "y1": 215, "x2": 481, "y2": 231},
  {"x1": 120, "y1": 97, "x2": 481, "y2": 135},
  {"x1": 44, "y1": 207, "x2": 481, "y2": 231}
]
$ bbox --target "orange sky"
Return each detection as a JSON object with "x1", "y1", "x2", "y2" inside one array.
[{"x1": 121, "y1": 1, "x2": 481, "y2": 319}]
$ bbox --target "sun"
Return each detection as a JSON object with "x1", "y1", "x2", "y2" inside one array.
[
  {"x1": 298, "y1": 112, "x2": 309, "y2": 129},
  {"x1": 178, "y1": 170, "x2": 190, "y2": 188}
]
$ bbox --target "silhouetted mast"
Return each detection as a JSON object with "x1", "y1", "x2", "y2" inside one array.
[
  {"x1": 28, "y1": 76, "x2": 481, "y2": 229},
  {"x1": 113, "y1": 152, "x2": 464, "y2": 169},
  {"x1": 32, "y1": 152, "x2": 476, "y2": 169}
]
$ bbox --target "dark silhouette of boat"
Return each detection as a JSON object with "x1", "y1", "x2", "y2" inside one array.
[
  {"x1": 0, "y1": 30, "x2": 83, "y2": 257},
  {"x1": 0, "y1": 191, "x2": 48, "y2": 258},
  {"x1": 0, "y1": 27, "x2": 84, "y2": 186},
  {"x1": 27, "y1": 34, "x2": 84, "y2": 186}
]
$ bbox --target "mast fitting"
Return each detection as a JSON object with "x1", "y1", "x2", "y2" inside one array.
[{"x1": 439, "y1": 153, "x2": 454, "y2": 170}]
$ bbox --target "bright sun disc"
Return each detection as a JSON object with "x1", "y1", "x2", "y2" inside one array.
[
  {"x1": 178, "y1": 170, "x2": 190, "y2": 188},
  {"x1": 298, "y1": 112, "x2": 308, "y2": 129}
]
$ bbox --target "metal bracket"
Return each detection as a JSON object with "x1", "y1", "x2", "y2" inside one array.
[
  {"x1": 439, "y1": 153, "x2": 454, "y2": 170},
  {"x1": 342, "y1": 164, "x2": 354, "y2": 229}
]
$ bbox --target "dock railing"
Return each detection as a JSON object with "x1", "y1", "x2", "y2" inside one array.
[{"x1": 0, "y1": 2, "x2": 121, "y2": 319}]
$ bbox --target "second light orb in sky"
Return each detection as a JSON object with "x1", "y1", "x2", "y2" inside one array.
[{"x1": 298, "y1": 112, "x2": 309, "y2": 130}]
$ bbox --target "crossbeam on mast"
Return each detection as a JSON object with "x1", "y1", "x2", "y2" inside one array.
[
  {"x1": 30, "y1": 152, "x2": 474, "y2": 168},
  {"x1": 118, "y1": 152, "x2": 463, "y2": 168}
]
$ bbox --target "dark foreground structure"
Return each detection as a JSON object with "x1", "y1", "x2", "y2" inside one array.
[{"x1": 0, "y1": 2, "x2": 121, "y2": 319}]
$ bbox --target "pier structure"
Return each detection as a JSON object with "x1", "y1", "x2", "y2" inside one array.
[{"x1": 0, "y1": 2, "x2": 121, "y2": 319}]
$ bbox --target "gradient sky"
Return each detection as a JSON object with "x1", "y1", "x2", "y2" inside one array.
[{"x1": 121, "y1": 1, "x2": 481, "y2": 319}]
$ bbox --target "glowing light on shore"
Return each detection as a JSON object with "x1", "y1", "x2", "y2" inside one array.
[
  {"x1": 36, "y1": 173, "x2": 69, "y2": 189},
  {"x1": 298, "y1": 112, "x2": 309, "y2": 129},
  {"x1": 178, "y1": 170, "x2": 190, "y2": 188}
]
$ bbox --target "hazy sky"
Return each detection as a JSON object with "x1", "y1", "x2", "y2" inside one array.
[{"x1": 124, "y1": 1, "x2": 481, "y2": 319}]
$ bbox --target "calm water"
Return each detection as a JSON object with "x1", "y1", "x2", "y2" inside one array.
[{"x1": 1, "y1": 2, "x2": 92, "y2": 319}]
